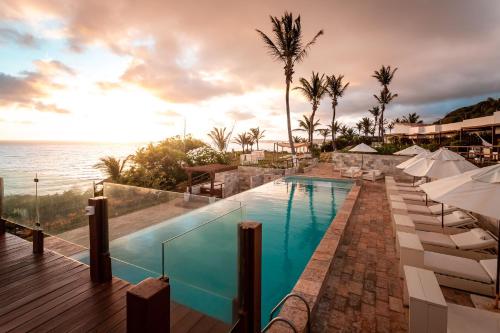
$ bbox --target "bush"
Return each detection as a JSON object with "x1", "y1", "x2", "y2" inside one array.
[{"x1": 186, "y1": 147, "x2": 228, "y2": 165}]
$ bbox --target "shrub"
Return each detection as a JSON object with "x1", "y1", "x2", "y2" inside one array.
[{"x1": 186, "y1": 147, "x2": 228, "y2": 165}]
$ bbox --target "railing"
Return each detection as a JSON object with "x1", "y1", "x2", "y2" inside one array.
[
  {"x1": 160, "y1": 204, "x2": 245, "y2": 325},
  {"x1": 267, "y1": 293, "x2": 311, "y2": 333}
]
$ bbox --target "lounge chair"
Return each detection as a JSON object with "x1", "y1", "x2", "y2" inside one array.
[
  {"x1": 416, "y1": 228, "x2": 496, "y2": 259},
  {"x1": 404, "y1": 265, "x2": 500, "y2": 333},
  {"x1": 340, "y1": 167, "x2": 362, "y2": 178},
  {"x1": 398, "y1": 231, "x2": 497, "y2": 296},
  {"x1": 390, "y1": 200, "x2": 458, "y2": 216},
  {"x1": 362, "y1": 169, "x2": 383, "y2": 181},
  {"x1": 409, "y1": 210, "x2": 478, "y2": 229}
]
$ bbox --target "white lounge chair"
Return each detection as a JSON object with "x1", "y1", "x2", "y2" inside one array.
[
  {"x1": 409, "y1": 210, "x2": 477, "y2": 228},
  {"x1": 390, "y1": 200, "x2": 458, "y2": 216},
  {"x1": 362, "y1": 169, "x2": 383, "y2": 181},
  {"x1": 340, "y1": 167, "x2": 362, "y2": 178},
  {"x1": 398, "y1": 231, "x2": 497, "y2": 296},
  {"x1": 404, "y1": 265, "x2": 500, "y2": 333},
  {"x1": 416, "y1": 228, "x2": 496, "y2": 259}
]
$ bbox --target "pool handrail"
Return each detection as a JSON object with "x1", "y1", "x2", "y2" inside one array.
[{"x1": 268, "y1": 292, "x2": 311, "y2": 333}]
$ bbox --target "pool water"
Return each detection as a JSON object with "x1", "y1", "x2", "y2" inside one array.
[{"x1": 74, "y1": 176, "x2": 352, "y2": 326}]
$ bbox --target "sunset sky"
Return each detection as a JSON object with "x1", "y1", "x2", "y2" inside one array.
[{"x1": 1, "y1": 0, "x2": 500, "y2": 143}]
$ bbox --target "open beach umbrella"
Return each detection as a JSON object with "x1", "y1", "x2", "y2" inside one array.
[
  {"x1": 394, "y1": 145, "x2": 429, "y2": 156},
  {"x1": 396, "y1": 151, "x2": 431, "y2": 170},
  {"x1": 403, "y1": 148, "x2": 477, "y2": 179},
  {"x1": 349, "y1": 143, "x2": 377, "y2": 169},
  {"x1": 420, "y1": 164, "x2": 500, "y2": 306}
]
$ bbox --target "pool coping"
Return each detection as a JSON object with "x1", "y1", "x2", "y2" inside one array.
[{"x1": 272, "y1": 181, "x2": 361, "y2": 332}]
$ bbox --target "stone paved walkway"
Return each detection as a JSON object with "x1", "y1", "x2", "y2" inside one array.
[{"x1": 311, "y1": 179, "x2": 407, "y2": 333}]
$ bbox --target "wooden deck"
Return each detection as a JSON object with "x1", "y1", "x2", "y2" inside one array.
[{"x1": 0, "y1": 232, "x2": 230, "y2": 332}]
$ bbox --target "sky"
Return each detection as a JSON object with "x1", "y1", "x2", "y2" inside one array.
[{"x1": 1, "y1": 0, "x2": 500, "y2": 143}]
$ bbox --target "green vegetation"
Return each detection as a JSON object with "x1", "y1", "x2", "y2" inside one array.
[
  {"x1": 435, "y1": 97, "x2": 500, "y2": 124},
  {"x1": 257, "y1": 11, "x2": 323, "y2": 155},
  {"x1": 373, "y1": 65, "x2": 398, "y2": 137},
  {"x1": 207, "y1": 127, "x2": 231, "y2": 152}
]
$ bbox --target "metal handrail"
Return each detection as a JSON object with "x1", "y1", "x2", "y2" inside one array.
[
  {"x1": 269, "y1": 293, "x2": 311, "y2": 333},
  {"x1": 261, "y1": 317, "x2": 298, "y2": 333}
]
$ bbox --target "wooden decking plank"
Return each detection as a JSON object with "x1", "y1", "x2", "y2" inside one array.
[
  {"x1": 5, "y1": 280, "x2": 127, "y2": 333},
  {"x1": 171, "y1": 308, "x2": 205, "y2": 333},
  {"x1": 0, "y1": 269, "x2": 92, "y2": 322},
  {"x1": 0, "y1": 251, "x2": 53, "y2": 275},
  {"x1": 0, "y1": 240, "x2": 29, "y2": 253},
  {"x1": 95, "y1": 306, "x2": 127, "y2": 333},
  {"x1": 0, "y1": 252, "x2": 61, "y2": 283},
  {"x1": 170, "y1": 303, "x2": 192, "y2": 327},
  {"x1": 185, "y1": 316, "x2": 221, "y2": 333},
  {"x1": 109, "y1": 319, "x2": 126, "y2": 333}
]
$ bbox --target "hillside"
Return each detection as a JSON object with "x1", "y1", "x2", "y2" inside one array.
[{"x1": 434, "y1": 97, "x2": 500, "y2": 124}]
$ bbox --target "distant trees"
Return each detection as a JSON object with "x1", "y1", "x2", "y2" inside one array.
[
  {"x1": 373, "y1": 65, "x2": 398, "y2": 137},
  {"x1": 316, "y1": 128, "x2": 331, "y2": 144},
  {"x1": 368, "y1": 106, "x2": 380, "y2": 137},
  {"x1": 325, "y1": 74, "x2": 349, "y2": 149},
  {"x1": 94, "y1": 156, "x2": 131, "y2": 182},
  {"x1": 295, "y1": 72, "x2": 327, "y2": 146},
  {"x1": 294, "y1": 115, "x2": 321, "y2": 143},
  {"x1": 361, "y1": 117, "x2": 374, "y2": 137},
  {"x1": 207, "y1": 127, "x2": 231, "y2": 151},
  {"x1": 249, "y1": 127, "x2": 265, "y2": 150},
  {"x1": 257, "y1": 11, "x2": 323, "y2": 157},
  {"x1": 233, "y1": 132, "x2": 251, "y2": 152},
  {"x1": 401, "y1": 112, "x2": 423, "y2": 124}
]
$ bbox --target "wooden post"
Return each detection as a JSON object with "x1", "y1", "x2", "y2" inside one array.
[
  {"x1": 0, "y1": 177, "x2": 4, "y2": 234},
  {"x1": 210, "y1": 172, "x2": 215, "y2": 196},
  {"x1": 88, "y1": 196, "x2": 112, "y2": 283},
  {"x1": 32, "y1": 229, "x2": 44, "y2": 253},
  {"x1": 187, "y1": 171, "x2": 192, "y2": 194},
  {"x1": 127, "y1": 277, "x2": 170, "y2": 333},
  {"x1": 238, "y1": 221, "x2": 262, "y2": 333}
]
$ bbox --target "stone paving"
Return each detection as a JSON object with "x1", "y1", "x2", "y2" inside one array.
[{"x1": 301, "y1": 163, "x2": 473, "y2": 333}]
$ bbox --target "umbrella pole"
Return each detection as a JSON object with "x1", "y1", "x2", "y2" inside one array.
[
  {"x1": 441, "y1": 203, "x2": 444, "y2": 229},
  {"x1": 361, "y1": 154, "x2": 364, "y2": 169}
]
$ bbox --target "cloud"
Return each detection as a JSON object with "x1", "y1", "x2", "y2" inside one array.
[
  {"x1": 0, "y1": 27, "x2": 38, "y2": 47},
  {"x1": 226, "y1": 110, "x2": 254, "y2": 121},
  {"x1": 0, "y1": 59, "x2": 74, "y2": 114},
  {"x1": 158, "y1": 109, "x2": 180, "y2": 117}
]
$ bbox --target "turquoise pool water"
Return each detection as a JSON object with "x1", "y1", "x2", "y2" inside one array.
[{"x1": 74, "y1": 176, "x2": 352, "y2": 326}]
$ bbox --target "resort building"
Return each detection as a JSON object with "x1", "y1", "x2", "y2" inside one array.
[{"x1": 386, "y1": 110, "x2": 500, "y2": 146}]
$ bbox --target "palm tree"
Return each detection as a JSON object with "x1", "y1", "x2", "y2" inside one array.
[
  {"x1": 387, "y1": 122, "x2": 395, "y2": 134},
  {"x1": 293, "y1": 135, "x2": 305, "y2": 143},
  {"x1": 316, "y1": 128, "x2": 331, "y2": 144},
  {"x1": 339, "y1": 124, "x2": 348, "y2": 137},
  {"x1": 94, "y1": 156, "x2": 130, "y2": 182},
  {"x1": 373, "y1": 65, "x2": 398, "y2": 137},
  {"x1": 374, "y1": 88, "x2": 398, "y2": 136},
  {"x1": 257, "y1": 12, "x2": 323, "y2": 157},
  {"x1": 401, "y1": 112, "x2": 423, "y2": 124},
  {"x1": 294, "y1": 115, "x2": 321, "y2": 143},
  {"x1": 327, "y1": 121, "x2": 342, "y2": 141},
  {"x1": 355, "y1": 121, "x2": 363, "y2": 136},
  {"x1": 233, "y1": 132, "x2": 250, "y2": 152},
  {"x1": 368, "y1": 106, "x2": 380, "y2": 137},
  {"x1": 207, "y1": 127, "x2": 230, "y2": 152},
  {"x1": 249, "y1": 127, "x2": 266, "y2": 150},
  {"x1": 361, "y1": 117, "x2": 374, "y2": 137},
  {"x1": 294, "y1": 72, "x2": 327, "y2": 145},
  {"x1": 325, "y1": 74, "x2": 349, "y2": 149}
]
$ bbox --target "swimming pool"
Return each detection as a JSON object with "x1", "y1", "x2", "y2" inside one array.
[{"x1": 75, "y1": 176, "x2": 352, "y2": 326}]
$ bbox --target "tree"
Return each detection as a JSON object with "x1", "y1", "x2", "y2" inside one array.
[
  {"x1": 387, "y1": 122, "x2": 395, "y2": 134},
  {"x1": 316, "y1": 128, "x2": 331, "y2": 144},
  {"x1": 339, "y1": 124, "x2": 348, "y2": 136},
  {"x1": 327, "y1": 121, "x2": 342, "y2": 141},
  {"x1": 368, "y1": 106, "x2": 380, "y2": 137},
  {"x1": 374, "y1": 87, "x2": 398, "y2": 136},
  {"x1": 355, "y1": 121, "x2": 363, "y2": 136},
  {"x1": 361, "y1": 117, "x2": 374, "y2": 137},
  {"x1": 325, "y1": 74, "x2": 349, "y2": 149},
  {"x1": 293, "y1": 135, "x2": 306, "y2": 143},
  {"x1": 372, "y1": 65, "x2": 398, "y2": 137},
  {"x1": 249, "y1": 127, "x2": 266, "y2": 150},
  {"x1": 294, "y1": 114, "x2": 321, "y2": 143},
  {"x1": 94, "y1": 156, "x2": 131, "y2": 182},
  {"x1": 401, "y1": 112, "x2": 423, "y2": 124},
  {"x1": 233, "y1": 132, "x2": 250, "y2": 152},
  {"x1": 207, "y1": 127, "x2": 231, "y2": 152},
  {"x1": 257, "y1": 12, "x2": 323, "y2": 157},
  {"x1": 294, "y1": 72, "x2": 327, "y2": 145}
]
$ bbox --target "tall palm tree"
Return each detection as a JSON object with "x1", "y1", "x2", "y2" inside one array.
[
  {"x1": 373, "y1": 65, "x2": 398, "y2": 137},
  {"x1": 368, "y1": 106, "x2": 380, "y2": 137},
  {"x1": 374, "y1": 88, "x2": 398, "y2": 136},
  {"x1": 207, "y1": 127, "x2": 230, "y2": 152},
  {"x1": 361, "y1": 117, "x2": 374, "y2": 137},
  {"x1": 325, "y1": 74, "x2": 349, "y2": 149},
  {"x1": 316, "y1": 128, "x2": 331, "y2": 144},
  {"x1": 355, "y1": 121, "x2": 363, "y2": 136},
  {"x1": 327, "y1": 121, "x2": 342, "y2": 142},
  {"x1": 339, "y1": 124, "x2": 348, "y2": 137},
  {"x1": 257, "y1": 12, "x2": 323, "y2": 157},
  {"x1": 293, "y1": 135, "x2": 305, "y2": 143},
  {"x1": 233, "y1": 132, "x2": 250, "y2": 152},
  {"x1": 249, "y1": 127, "x2": 266, "y2": 150},
  {"x1": 94, "y1": 155, "x2": 131, "y2": 182},
  {"x1": 294, "y1": 72, "x2": 327, "y2": 145},
  {"x1": 294, "y1": 115, "x2": 321, "y2": 143},
  {"x1": 387, "y1": 122, "x2": 395, "y2": 134},
  {"x1": 401, "y1": 112, "x2": 423, "y2": 124}
]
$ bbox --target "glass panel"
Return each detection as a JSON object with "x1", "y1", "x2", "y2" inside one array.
[{"x1": 162, "y1": 206, "x2": 245, "y2": 325}]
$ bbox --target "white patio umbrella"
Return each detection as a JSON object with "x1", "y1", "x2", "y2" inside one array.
[
  {"x1": 394, "y1": 144, "x2": 429, "y2": 156},
  {"x1": 403, "y1": 148, "x2": 477, "y2": 179},
  {"x1": 349, "y1": 143, "x2": 377, "y2": 169},
  {"x1": 396, "y1": 151, "x2": 431, "y2": 170},
  {"x1": 420, "y1": 164, "x2": 500, "y2": 306}
]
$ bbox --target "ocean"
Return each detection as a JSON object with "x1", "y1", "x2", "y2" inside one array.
[{"x1": 0, "y1": 141, "x2": 144, "y2": 195}]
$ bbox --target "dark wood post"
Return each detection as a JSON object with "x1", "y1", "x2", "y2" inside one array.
[
  {"x1": 187, "y1": 171, "x2": 192, "y2": 194},
  {"x1": 0, "y1": 177, "x2": 4, "y2": 234},
  {"x1": 210, "y1": 172, "x2": 215, "y2": 196},
  {"x1": 32, "y1": 228, "x2": 44, "y2": 253},
  {"x1": 127, "y1": 277, "x2": 170, "y2": 333},
  {"x1": 88, "y1": 196, "x2": 112, "y2": 282},
  {"x1": 238, "y1": 221, "x2": 262, "y2": 333}
]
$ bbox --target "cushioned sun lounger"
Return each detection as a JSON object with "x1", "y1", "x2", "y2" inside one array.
[
  {"x1": 409, "y1": 210, "x2": 477, "y2": 228},
  {"x1": 391, "y1": 201, "x2": 458, "y2": 216}
]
